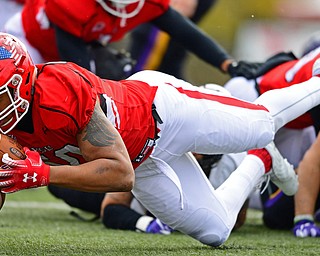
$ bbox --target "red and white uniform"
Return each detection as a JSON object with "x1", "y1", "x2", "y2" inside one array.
[
  {"x1": 10, "y1": 62, "x2": 157, "y2": 169},
  {"x1": 225, "y1": 48, "x2": 320, "y2": 130},
  {"x1": 44, "y1": 0, "x2": 170, "y2": 43},
  {"x1": 224, "y1": 49, "x2": 320, "y2": 170},
  {"x1": 258, "y1": 49, "x2": 320, "y2": 129},
  {"x1": 124, "y1": 69, "x2": 320, "y2": 246},
  {"x1": 5, "y1": 0, "x2": 170, "y2": 62},
  {"x1": 9, "y1": 64, "x2": 320, "y2": 246}
]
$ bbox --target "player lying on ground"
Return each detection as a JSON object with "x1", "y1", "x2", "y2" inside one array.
[{"x1": 0, "y1": 33, "x2": 320, "y2": 246}]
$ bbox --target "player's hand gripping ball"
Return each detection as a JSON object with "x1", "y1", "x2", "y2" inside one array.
[{"x1": 0, "y1": 134, "x2": 26, "y2": 210}]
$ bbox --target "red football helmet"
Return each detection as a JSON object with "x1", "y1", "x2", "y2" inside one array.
[
  {"x1": 96, "y1": 0, "x2": 145, "y2": 21},
  {"x1": 0, "y1": 33, "x2": 35, "y2": 134}
]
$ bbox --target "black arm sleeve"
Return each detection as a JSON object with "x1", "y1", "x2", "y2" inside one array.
[
  {"x1": 151, "y1": 7, "x2": 232, "y2": 71},
  {"x1": 191, "y1": 0, "x2": 217, "y2": 23},
  {"x1": 53, "y1": 25, "x2": 91, "y2": 70}
]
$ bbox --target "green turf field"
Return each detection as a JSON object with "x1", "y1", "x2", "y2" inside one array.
[{"x1": 0, "y1": 188, "x2": 319, "y2": 256}]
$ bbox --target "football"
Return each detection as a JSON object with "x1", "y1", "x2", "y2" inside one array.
[
  {"x1": 0, "y1": 133, "x2": 26, "y2": 166},
  {"x1": 0, "y1": 133, "x2": 26, "y2": 211}
]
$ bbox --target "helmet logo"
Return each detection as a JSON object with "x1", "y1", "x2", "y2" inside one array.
[
  {"x1": 0, "y1": 47, "x2": 12, "y2": 59},
  {"x1": 0, "y1": 37, "x2": 25, "y2": 67}
]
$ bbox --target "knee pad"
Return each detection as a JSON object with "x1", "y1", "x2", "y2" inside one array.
[{"x1": 177, "y1": 208, "x2": 231, "y2": 247}]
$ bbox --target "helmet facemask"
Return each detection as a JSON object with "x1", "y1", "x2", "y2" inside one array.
[
  {"x1": 96, "y1": 0, "x2": 145, "y2": 26},
  {"x1": 0, "y1": 33, "x2": 34, "y2": 134},
  {"x1": 0, "y1": 73, "x2": 30, "y2": 134}
]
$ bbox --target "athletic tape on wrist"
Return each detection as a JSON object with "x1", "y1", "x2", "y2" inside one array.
[
  {"x1": 294, "y1": 214, "x2": 314, "y2": 224},
  {"x1": 135, "y1": 216, "x2": 154, "y2": 232}
]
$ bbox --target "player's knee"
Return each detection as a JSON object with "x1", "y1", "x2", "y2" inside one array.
[
  {"x1": 249, "y1": 118, "x2": 275, "y2": 149},
  {"x1": 179, "y1": 208, "x2": 231, "y2": 247},
  {"x1": 197, "y1": 224, "x2": 230, "y2": 247},
  {"x1": 254, "y1": 130, "x2": 274, "y2": 149},
  {"x1": 199, "y1": 233, "x2": 228, "y2": 247}
]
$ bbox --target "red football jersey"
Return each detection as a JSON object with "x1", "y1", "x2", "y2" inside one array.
[
  {"x1": 22, "y1": 0, "x2": 170, "y2": 62},
  {"x1": 10, "y1": 62, "x2": 158, "y2": 169},
  {"x1": 258, "y1": 49, "x2": 320, "y2": 129},
  {"x1": 45, "y1": 0, "x2": 170, "y2": 43}
]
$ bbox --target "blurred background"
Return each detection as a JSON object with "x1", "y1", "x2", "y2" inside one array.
[
  {"x1": 1, "y1": 0, "x2": 320, "y2": 86},
  {"x1": 180, "y1": 0, "x2": 320, "y2": 85}
]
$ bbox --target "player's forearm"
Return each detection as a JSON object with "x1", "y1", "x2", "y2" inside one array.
[
  {"x1": 294, "y1": 146, "x2": 320, "y2": 216},
  {"x1": 49, "y1": 158, "x2": 134, "y2": 192},
  {"x1": 295, "y1": 166, "x2": 320, "y2": 215}
]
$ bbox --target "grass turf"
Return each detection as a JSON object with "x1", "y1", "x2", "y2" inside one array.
[{"x1": 0, "y1": 188, "x2": 319, "y2": 256}]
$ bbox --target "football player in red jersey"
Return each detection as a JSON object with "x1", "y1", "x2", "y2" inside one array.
[
  {"x1": 225, "y1": 49, "x2": 320, "y2": 133},
  {"x1": 1, "y1": 33, "x2": 320, "y2": 247},
  {"x1": 4, "y1": 0, "x2": 136, "y2": 80},
  {"x1": 6, "y1": 0, "x2": 260, "y2": 79}
]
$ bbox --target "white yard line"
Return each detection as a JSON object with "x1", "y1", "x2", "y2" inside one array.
[{"x1": 4, "y1": 201, "x2": 70, "y2": 210}]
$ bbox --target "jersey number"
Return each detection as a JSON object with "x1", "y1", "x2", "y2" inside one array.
[{"x1": 41, "y1": 145, "x2": 82, "y2": 166}]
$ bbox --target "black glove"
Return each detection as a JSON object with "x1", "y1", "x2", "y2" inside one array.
[
  {"x1": 227, "y1": 61, "x2": 262, "y2": 79},
  {"x1": 89, "y1": 43, "x2": 136, "y2": 80}
]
